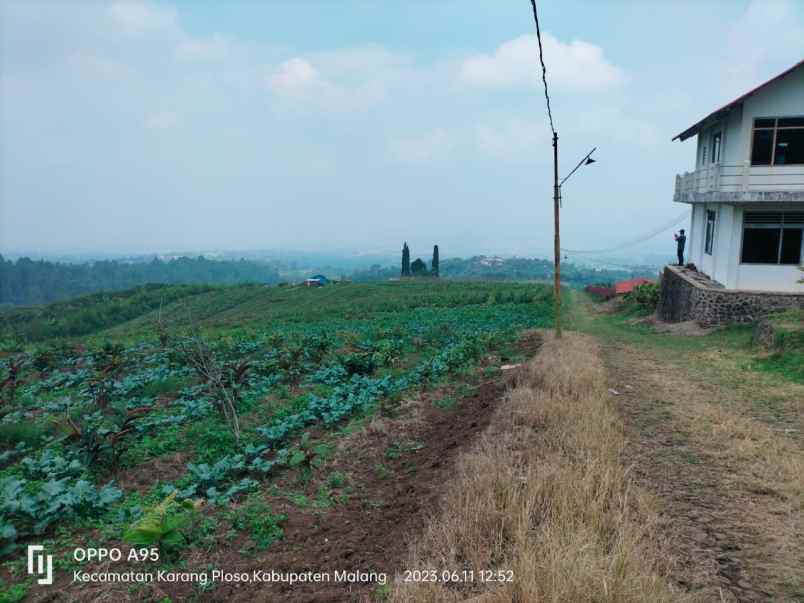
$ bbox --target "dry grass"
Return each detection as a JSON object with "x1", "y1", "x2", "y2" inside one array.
[
  {"x1": 678, "y1": 403, "x2": 803, "y2": 493},
  {"x1": 390, "y1": 331, "x2": 686, "y2": 603}
]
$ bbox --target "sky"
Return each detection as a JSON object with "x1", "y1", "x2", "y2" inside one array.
[{"x1": 1, "y1": 0, "x2": 803, "y2": 260}]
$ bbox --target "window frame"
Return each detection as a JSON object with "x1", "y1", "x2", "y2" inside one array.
[
  {"x1": 711, "y1": 132, "x2": 721, "y2": 164},
  {"x1": 704, "y1": 210, "x2": 716, "y2": 255},
  {"x1": 740, "y1": 211, "x2": 804, "y2": 265},
  {"x1": 750, "y1": 117, "x2": 804, "y2": 166}
]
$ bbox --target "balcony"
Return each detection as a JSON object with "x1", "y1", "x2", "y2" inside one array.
[{"x1": 674, "y1": 162, "x2": 804, "y2": 203}]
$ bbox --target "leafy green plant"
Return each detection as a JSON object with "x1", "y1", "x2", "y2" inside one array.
[
  {"x1": 123, "y1": 491, "x2": 200, "y2": 553},
  {"x1": 0, "y1": 474, "x2": 121, "y2": 553},
  {"x1": 225, "y1": 494, "x2": 286, "y2": 550},
  {"x1": 56, "y1": 404, "x2": 150, "y2": 467},
  {"x1": 326, "y1": 471, "x2": 347, "y2": 489}
]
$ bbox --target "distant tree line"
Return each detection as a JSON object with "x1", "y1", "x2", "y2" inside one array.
[
  {"x1": 0, "y1": 255, "x2": 280, "y2": 306},
  {"x1": 352, "y1": 254, "x2": 656, "y2": 287},
  {"x1": 400, "y1": 243, "x2": 440, "y2": 278}
]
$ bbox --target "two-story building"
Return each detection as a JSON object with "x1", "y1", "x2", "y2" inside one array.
[{"x1": 673, "y1": 59, "x2": 804, "y2": 293}]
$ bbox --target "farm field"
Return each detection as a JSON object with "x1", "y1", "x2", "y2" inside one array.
[{"x1": 0, "y1": 281, "x2": 553, "y2": 601}]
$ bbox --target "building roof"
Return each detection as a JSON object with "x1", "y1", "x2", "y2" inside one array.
[
  {"x1": 614, "y1": 278, "x2": 655, "y2": 295},
  {"x1": 672, "y1": 59, "x2": 804, "y2": 142}
]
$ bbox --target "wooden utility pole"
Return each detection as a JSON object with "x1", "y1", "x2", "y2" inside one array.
[{"x1": 553, "y1": 131, "x2": 562, "y2": 338}]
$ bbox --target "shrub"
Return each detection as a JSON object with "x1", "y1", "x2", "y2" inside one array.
[{"x1": 624, "y1": 283, "x2": 659, "y2": 309}]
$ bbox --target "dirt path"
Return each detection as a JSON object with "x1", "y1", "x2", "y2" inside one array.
[{"x1": 598, "y1": 336, "x2": 803, "y2": 602}]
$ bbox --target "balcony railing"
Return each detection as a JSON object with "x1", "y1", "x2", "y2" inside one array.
[{"x1": 674, "y1": 162, "x2": 804, "y2": 201}]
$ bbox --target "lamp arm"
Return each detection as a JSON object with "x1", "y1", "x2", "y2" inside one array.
[{"x1": 559, "y1": 146, "x2": 597, "y2": 187}]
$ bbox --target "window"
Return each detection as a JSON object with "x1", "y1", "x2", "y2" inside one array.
[
  {"x1": 711, "y1": 132, "x2": 721, "y2": 164},
  {"x1": 741, "y1": 212, "x2": 804, "y2": 264},
  {"x1": 704, "y1": 210, "x2": 716, "y2": 255},
  {"x1": 750, "y1": 117, "x2": 804, "y2": 166}
]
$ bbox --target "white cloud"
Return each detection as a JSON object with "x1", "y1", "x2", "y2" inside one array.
[
  {"x1": 108, "y1": 1, "x2": 177, "y2": 35},
  {"x1": 460, "y1": 33, "x2": 624, "y2": 90},
  {"x1": 474, "y1": 119, "x2": 549, "y2": 161},
  {"x1": 176, "y1": 34, "x2": 231, "y2": 62},
  {"x1": 389, "y1": 129, "x2": 454, "y2": 163},
  {"x1": 265, "y1": 54, "x2": 389, "y2": 111},
  {"x1": 144, "y1": 111, "x2": 178, "y2": 130},
  {"x1": 267, "y1": 58, "x2": 321, "y2": 96}
]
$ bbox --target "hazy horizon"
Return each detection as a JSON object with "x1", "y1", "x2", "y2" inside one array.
[{"x1": 2, "y1": 1, "x2": 803, "y2": 258}]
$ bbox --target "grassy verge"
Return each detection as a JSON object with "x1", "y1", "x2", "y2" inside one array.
[
  {"x1": 568, "y1": 292, "x2": 804, "y2": 429},
  {"x1": 752, "y1": 309, "x2": 804, "y2": 384},
  {"x1": 390, "y1": 332, "x2": 682, "y2": 602}
]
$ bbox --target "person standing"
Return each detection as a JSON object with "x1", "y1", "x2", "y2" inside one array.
[{"x1": 674, "y1": 229, "x2": 686, "y2": 266}]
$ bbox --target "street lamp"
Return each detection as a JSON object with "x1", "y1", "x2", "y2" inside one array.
[{"x1": 552, "y1": 137, "x2": 596, "y2": 338}]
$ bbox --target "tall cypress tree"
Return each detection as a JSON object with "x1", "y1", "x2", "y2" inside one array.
[
  {"x1": 431, "y1": 245, "x2": 439, "y2": 278},
  {"x1": 401, "y1": 242, "x2": 411, "y2": 277}
]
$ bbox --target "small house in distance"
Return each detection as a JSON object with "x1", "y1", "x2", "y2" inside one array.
[
  {"x1": 614, "y1": 278, "x2": 655, "y2": 295},
  {"x1": 583, "y1": 284, "x2": 615, "y2": 300},
  {"x1": 303, "y1": 275, "x2": 329, "y2": 287}
]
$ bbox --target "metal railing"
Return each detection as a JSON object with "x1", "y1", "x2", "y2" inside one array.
[{"x1": 675, "y1": 161, "x2": 804, "y2": 197}]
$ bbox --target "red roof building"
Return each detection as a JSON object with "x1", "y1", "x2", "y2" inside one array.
[{"x1": 614, "y1": 278, "x2": 655, "y2": 295}]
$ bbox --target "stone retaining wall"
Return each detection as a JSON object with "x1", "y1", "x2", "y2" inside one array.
[{"x1": 657, "y1": 266, "x2": 804, "y2": 326}]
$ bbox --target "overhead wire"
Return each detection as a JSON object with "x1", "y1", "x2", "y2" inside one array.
[
  {"x1": 560, "y1": 210, "x2": 689, "y2": 254},
  {"x1": 528, "y1": 0, "x2": 556, "y2": 136}
]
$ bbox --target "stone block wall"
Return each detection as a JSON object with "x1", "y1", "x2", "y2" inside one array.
[{"x1": 657, "y1": 266, "x2": 804, "y2": 326}]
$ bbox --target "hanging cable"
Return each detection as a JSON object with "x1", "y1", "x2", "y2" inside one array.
[
  {"x1": 560, "y1": 210, "x2": 689, "y2": 254},
  {"x1": 529, "y1": 0, "x2": 556, "y2": 136}
]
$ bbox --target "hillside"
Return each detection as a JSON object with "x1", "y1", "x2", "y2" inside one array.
[
  {"x1": 0, "y1": 280, "x2": 554, "y2": 601},
  {"x1": 2, "y1": 283, "x2": 801, "y2": 601}
]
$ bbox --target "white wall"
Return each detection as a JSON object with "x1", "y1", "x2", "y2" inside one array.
[
  {"x1": 712, "y1": 204, "x2": 742, "y2": 287},
  {"x1": 736, "y1": 264, "x2": 803, "y2": 292},
  {"x1": 689, "y1": 204, "x2": 705, "y2": 266},
  {"x1": 691, "y1": 202, "x2": 803, "y2": 292}
]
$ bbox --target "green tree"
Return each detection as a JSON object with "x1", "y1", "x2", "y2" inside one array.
[
  {"x1": 431, "y1": 245, "x2": 439, "y2": 278},
  {"x1": 401, "y1": 243, "x2": 411, "y2": 277},
  {"x1": 411, "y1": 258, "x2": 428, "y2": 276}
]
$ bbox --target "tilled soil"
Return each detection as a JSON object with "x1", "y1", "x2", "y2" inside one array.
[{"x1": 33, "y1": 333, "x2": 540, "y2": 603}]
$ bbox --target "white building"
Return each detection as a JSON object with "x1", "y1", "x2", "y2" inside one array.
[{"x1": 673, "y1": 59, "x2": 804, "y2": 293}]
